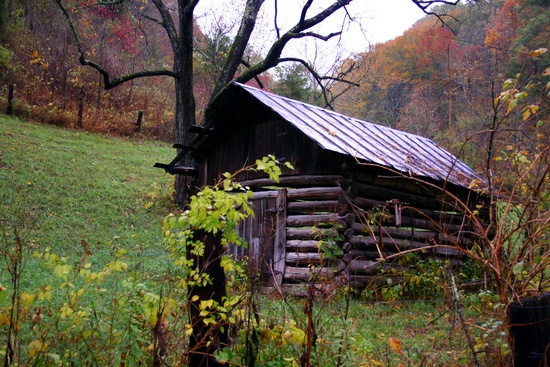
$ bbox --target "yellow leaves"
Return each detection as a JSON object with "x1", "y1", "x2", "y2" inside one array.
[
  {"x1": 522, "y1": 104, "x2": 539, "y2": 121},
  {"x1": 60, "y1": 304, "x2": 74, "y2": 319},
  {"x1": 54, "y1": 264, "x2": 72, "y2": 279},
  {"x1": 468, "y1": 179, "x2": 484, "y2": 190},
  {"x1": 530, "y1": 48, "x2": 547, "y2": 57},
  {"x1": 220, "y1": 255, "x2": 242, "y2": 274},
  {"x1": 29, "y1": 49, "x2": 42, "y2": 65},
  {"x1": 115, "y1": 248, "x2": 127, "y2": 258},
  {"x1": 29, "y1": 339, "x2": 49, "y2": 357},
  {"x1": 0, "y1": 312, "x2": 10, "y2": 328},
  {"x1": 185, "y1": 323, "x2": 194, "y2": 336},
  {"x1": 108, "y1": 260, "x2": 128, "y2": 272},
  {"x1": 282, "y1": 322, "x2": 306, "y2": 346},
  {"x1": 29, "y1": 49, "x2": 49, "y2": 68},
  {"x1": 79, "y1": 259, "x2": 127, "y2": 284},
  {"x1": 38, "y1": 285, "x2": 52, "y2": 301},
  {"x1": 255, "y1": 155, "x2": 283, "y2": 183},
  {"x1": 199, "y1": 299, "x2": 215, "y2": 313},
  {"x1": 389, "y1": 337, "x2": 403, "y2": 353},
  {"x1": 141, "y1": 291, "x2": 176, "y2": 327},
  {"x1": 80, "y1": 268, "x2": 100, "y2": 283}
]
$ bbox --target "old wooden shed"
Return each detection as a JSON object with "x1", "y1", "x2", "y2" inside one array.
[{"x1": 165, "y1": 82, "x2": 490, "y2": 292}]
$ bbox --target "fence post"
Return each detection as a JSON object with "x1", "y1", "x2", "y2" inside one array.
[
  {"x1": 510, "y1": 293, "x2": 550, "y2": 367},
  {"x1": 7, "y1": 84, "x2": 13, "y2": 115},
  {"x1": 273, "y1": 189, "x2": 287, "y2": 287},
  {"x1": 77, "y1": 91, "x2": 84, "y2": 127},
  {"x1": 135, "y1": 110, "x2": 143, "y2": 131}
]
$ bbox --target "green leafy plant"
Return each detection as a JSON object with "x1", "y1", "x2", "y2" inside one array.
[{"x1": 163, "y1": 155, "x2": 293, "y2": 365}]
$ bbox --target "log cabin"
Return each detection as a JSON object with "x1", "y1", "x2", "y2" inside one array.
[{"x1": 158, "y1": 82, "x2": 490, "y2": 293}]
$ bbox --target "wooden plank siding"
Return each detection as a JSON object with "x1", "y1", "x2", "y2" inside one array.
[{"x1": 196, "y1": 115, "x2": 344, "y2": 187}]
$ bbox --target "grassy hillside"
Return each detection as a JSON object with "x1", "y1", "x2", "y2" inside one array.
[{"x1": 0, "y1": 114, "x2": 176, "y2": 277}]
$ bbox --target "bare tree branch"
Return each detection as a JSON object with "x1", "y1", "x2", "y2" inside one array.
[
  {"x1": 411, "y1": 0, "x2": 463, "y2": 32},
  {"x1": 55, "y1": 0, "x2": 178, "y2": 89},
  {"x1": 151, "y1": 0, "x2": 179, "y2": 54},
  {"x1": 75, "y1": 0, "x2": 125, "y2": 10},
  {"x1": 232, "y1": 0, "x2": 352, "y2": 90},
  {"x1": 299, "y1": 0, "x2": 314, "y2": 28},
  {"x1": 291, "y1": 31, "x2": 342, "y2": 42},
  {"x1": 412, "y1": 0, "x2": 460, "y2": 12},
  {"x1": 142, "y1": 13, "x2": 163, "y2": 26},
  {"x1": 276, "y1": 57, "x2": 359, "y2": 108},
  {"x1": 240, "y1": 59, "x2": 264, "y2": 89},
  {"x1": 274, "y1": 0, "x2": 281, "y2": 39}
]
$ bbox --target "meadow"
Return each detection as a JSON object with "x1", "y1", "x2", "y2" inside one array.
[{"x1": 0, "y1": 116, "x2": 506, "y2": 366}]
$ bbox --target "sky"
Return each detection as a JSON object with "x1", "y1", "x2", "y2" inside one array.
[
  {"x1": 194, "y1": 0, "x2": 430, "y2": 74},
  {"x1": 195, "y1": 0, "x2": 429, "y2": 52},
  {"x1": 354, "y1": 0, "x2": 428, "y2": 46}
]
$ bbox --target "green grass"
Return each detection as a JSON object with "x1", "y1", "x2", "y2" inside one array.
[
  {"x1": 0, "y1": 116, "x2": 507, "y2": 366},
  {"x1": 0, "y1": 115, "x2": 176, "y2": 280}
]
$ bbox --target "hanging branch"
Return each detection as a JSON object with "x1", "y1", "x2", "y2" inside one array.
[
  {"x1": 55, "y1": 0, "x2": 178, "y2": 90},
  {"x1": 412, "y1": 0, "x2": 461, "y2": 12},
  {"x1": 411, "y1": 0, "x2": 463, "y2": 32},
  {"x1": 449, "y1": 265, "x2": 481, "y2": 367},
  {"x1": 230, "y1": 0, "x2": 353, "y2": 95},
  {"x1": 276, "y1": 57, "x2": 360, "y2": 108}
]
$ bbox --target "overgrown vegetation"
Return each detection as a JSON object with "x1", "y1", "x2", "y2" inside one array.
[{"x1": 1, "y1": 116, "x2": 511, "y2": 366}]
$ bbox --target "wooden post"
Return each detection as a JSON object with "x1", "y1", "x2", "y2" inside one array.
[
  {"x1": 272, "y1": 189, "x2": 287, "y2": 287},
  {"x1": 135, "y1": 110, "x2": 143, "y2": 131},
  {"x1": 77, "y1": 91, "x2": 84, "y2": 127},
  {"x1": 6, "y1": 84, "x2": 13, "y2": 115}
]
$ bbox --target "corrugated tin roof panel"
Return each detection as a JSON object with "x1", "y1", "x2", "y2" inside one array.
[{"x1": 232, "y1": 82, "x2": 484, "y2": 188}]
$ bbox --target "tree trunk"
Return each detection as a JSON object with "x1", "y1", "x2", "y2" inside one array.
[
  {"x1": 174, "y1": 0, "x2": 196, "y2": 207},
  {"x1": 187, "y1": 230, "x2": 227, "y2": 367}
]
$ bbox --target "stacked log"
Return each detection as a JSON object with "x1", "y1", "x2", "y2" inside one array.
[
  {"x1": 283, "y1": 184, "x2": 352, "y2": 285},
  {"x1": 237, "y1": 171, "x2": 490, "y2": 290}
]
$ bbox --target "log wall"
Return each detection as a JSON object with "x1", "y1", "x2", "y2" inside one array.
[{"x1": 230, "y1": 172, "x2": 489, "y2": 291}]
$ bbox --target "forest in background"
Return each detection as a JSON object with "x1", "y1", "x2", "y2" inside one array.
[
  {"x1": 0, "y1": 0, "x2": 548, "y2": 166},
  {"x1": 333, "y1": 0, "x2": 550, "y2": 170}
]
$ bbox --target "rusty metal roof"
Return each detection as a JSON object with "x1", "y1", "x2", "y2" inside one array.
[{"x1": 227, "y1": 82, "x2": 485, "y2": 189}]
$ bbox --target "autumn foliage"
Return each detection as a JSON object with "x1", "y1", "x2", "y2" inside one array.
[
  {"x1": 334, "y1": 0, "x2": 549, "y2": 169},
  {"x1": 0, "y1": 0, "x2": 548, "y2": 151}
]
